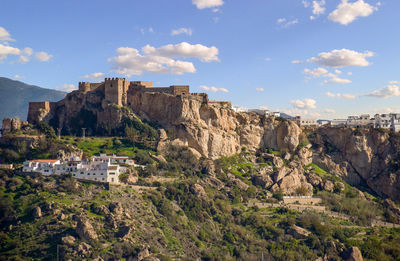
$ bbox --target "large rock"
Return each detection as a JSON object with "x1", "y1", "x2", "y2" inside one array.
[
  {"x1": 343, "y1": 246, "x2": 363, "y2": 261},
  {"x1": 109, "y1": 202, "x2": 123, "y2": 216},
  {"x1": 75, "y1": 216, "x2": 98, "y2": 241},
  {"x1": 62, "y1": 235, "x2": 76, "y2": 246},
  {"x1": 191, "y1": 184, "x2": 208, "y2": 200},
  {"x1": 32, "y1": 206, "x2": 42, "y2": 219},
  {"x1": 276, "y1": 121, "x2": 301, "y2": 152}
]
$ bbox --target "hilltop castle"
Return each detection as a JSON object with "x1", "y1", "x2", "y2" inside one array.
[{"x1": 27, "y1": 78, "x2": 231, "y2": 130}]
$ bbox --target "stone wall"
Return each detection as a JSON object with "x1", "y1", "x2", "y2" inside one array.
[{"x1": 27, "y1": 101, "x2": 55, "y2": 124}]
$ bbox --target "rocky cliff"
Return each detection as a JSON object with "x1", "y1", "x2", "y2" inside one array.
[
  {"x1": 30, "y1": 89, "x2": 400, "y2": 201},
  {"x1": 310, "y1": 127, "x2": 400, "y2": 201}
]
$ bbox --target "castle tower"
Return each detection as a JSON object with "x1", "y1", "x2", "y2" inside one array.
[
  {"x1": 104, "y1": 78, "x2": 130, "y2": 106},
  {"x1": 78, "y1": 82, "x2": 91, "y2": 93}
]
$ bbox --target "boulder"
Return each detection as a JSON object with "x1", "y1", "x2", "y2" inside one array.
[
  {"x1": 191, "y1": 184, "x2": 208, "y2": 200},
  {"x1": 62, "y1": 235, "x2": 76, "y2": 246},
  {"x1": 298, "y1": 147, "x2": 313, "y2": 166},
  {"x1": 252, "y1": 173, "x2": 273, "y2": 188},
  {"x1": 32, "y1": 206, "x2": 42, "y2": 219},
  {"x1": 77, "y1": 242, "x2": 92, "y2": 256},
  {"x1": 227, "y1": 173, "x2": 249, "y2": 191},
  {"x1": 306, "y1": 172, "x2": 323, "y2": 187},
  {"x1": 272, "y1": 157, "x2": 284, "y2": 168},
  {"x1": 274, "y1": 167, "x2": 290, "y2": 183},
  {"x1": 76, "y1": 216, "x2": 98, "y2": 241},
  {"x1": 288, "y1": 225, "x2": 311, "y2": 239},
  {"x1": 323, "y1": 180, "x2": 335, "y2": 192},
  {"x1": 343, "y1": 246, "x2": 363, "y2": 261},
  {"x1": 109, "y1": 202, "x2": 123, "y2": 215}
]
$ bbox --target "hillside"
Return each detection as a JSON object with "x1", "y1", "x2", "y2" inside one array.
[{"x1": 0, "y1": 77, "x2": 66, "y2": 126}]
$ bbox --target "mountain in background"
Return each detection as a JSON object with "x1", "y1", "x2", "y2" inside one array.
[{"x1": 0, "y1": 77, "x2": 66, "y2": 127}]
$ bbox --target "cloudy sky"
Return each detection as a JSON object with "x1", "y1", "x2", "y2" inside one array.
[{"x1": 1, "y1": 0, "x2": 399, "y2": 119}]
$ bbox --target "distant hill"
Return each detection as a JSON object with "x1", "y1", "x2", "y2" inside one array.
[{"x1": 0, "y1": 77, "x2": 66, "y2": 126}]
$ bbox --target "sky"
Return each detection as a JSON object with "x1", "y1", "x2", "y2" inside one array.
[{"x1": 1, "y1": 0, "x2": 400, "y2": 119}]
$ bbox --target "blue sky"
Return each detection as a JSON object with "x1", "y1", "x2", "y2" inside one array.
[{"x1": 1, "y1": 0, "x2": 400, "y2": 119}]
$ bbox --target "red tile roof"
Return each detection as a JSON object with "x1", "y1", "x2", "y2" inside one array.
[{"x1": 28, "y1": 159, "x2": 59, "y2": 163}]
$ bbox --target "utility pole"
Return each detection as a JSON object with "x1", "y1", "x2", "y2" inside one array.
[
  {"x1": 82, "y1": 128, "x2": 86, "y2": 139},
  {"x1": 57, "y1": 128, "x2": 61, "y2": 139}
]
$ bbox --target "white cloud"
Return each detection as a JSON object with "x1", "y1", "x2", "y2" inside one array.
[
  {"x1": 56, "y1": 84, "x2": 76, "y2": 92},
  {"x1": 389, "y1": 80, "x2": 400, "y2": 85},
  {"x1": 23, "y1": 47, "x2": 33, "y2": 56},
  {"x1": 35, "y1": 51, "x2": 52, "y2": 62},
  {"x1": 323, "y1": 108, "x2": 336, "y2": 114},
  {"x1": 17, "y1": 47, "x2": 34, "y2": 63},
  {"x1": 312, "y1": 0, "x2": 326, "y2": 15},
  {"x1": 142, "y1": 42, "x2": 219, "y2": 62},
  {"x1": 325, "y1": 92, "x2": 356, "y2": 99},
  {"x1": 0, "y1": 27, "x2": 14, "y2": 42},
  {"x1": 291, "y1": 98, "x2": 317, "y2": 109},
  {"x1": 303, "y1": 67, "x2": 351, "y2": 84},
  {"x1": 13, "y1": 74, "x2": 24, "y2": 79},
  {"x1": 292, "y1": 60, "x2": 303, "y2": 64},
  {"x1": 347, "y1": 72, "x2": 353, "y2": 75},
  {"x1": 192, "y1": 0, "x2": 224, "y2": 9},
  {"x1": 0, "y1": 43, "x2": 21, "y2": 61},
  {"x1": 83, "y1": 72, "x2": 105, "y2": 80},
  {"x1": 308, "y1": 48, "x2": 374, "y2": 68},
  {"x1": 303, "y1": 67, "x2": 328, "y2": 77},
  {"x1": 18, "y1": 56, "x2": 30, "y2": 64},
  {"x1": 277, "y1": 18, "x2": 286, "y2": 24},
  {"x1": 256, "y1": 88, "x2": 264, "y2": 92},
  {"x1": 366, "y1": 84, "x2": 400, "y2": 98},
  {"x1": 264, "y1": 57, "x2": 271, "y2": 61},
  {"x1": 171, "y1": 28, "x2": 193, "y2": 36},
  {"x1": 328, "y1": 0, "x2": 378, "y2": 25},
  {"x1": 109, "y1": 47, "x2": 196, "y2": 76},
  {"x1": 323, "y1": 73, "x2": 352, "y2": 84},
  {"x1": 199, "y1": 85, "x2": 229, "y2": 93},
  {"x1": 148, "y1": 27, "x2": 154, "y2": 33},
  {"x1": 277, "y1": 18, "x2": 299, "y2": 27},
  {"x1": 259, "y1": 105, "x2": 269, "y2": 110}
]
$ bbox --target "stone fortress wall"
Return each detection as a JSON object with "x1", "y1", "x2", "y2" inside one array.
[
  {"x1": 28, "y1": 78, "x2": 229, "y2": 123},
  {"x1": 27, "y1": 101, "x2": 56, "y2": 124}
]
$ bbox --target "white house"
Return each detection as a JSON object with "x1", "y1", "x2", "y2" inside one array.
[
  {"x1": 22, "y1": 154, "x2": 135, "y2": 184},
  {"x1": 23, "y1": 159, "x2": 61, "y2": 175},
  {"x1": 295, "y1": 116, "x2": 318, "y2": 127}
]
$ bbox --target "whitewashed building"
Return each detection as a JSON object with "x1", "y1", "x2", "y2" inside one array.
[
  {"x1": 295, "y1": 116, "x2": 318, "y2": 127},
  {"x1": 23, "y1": 159, "x2": 61, "y2": 175},
  {"x1": 22, "y1": 154, "x2": 135, "y2": 184}
]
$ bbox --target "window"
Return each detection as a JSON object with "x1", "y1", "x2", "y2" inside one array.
[
  {"x1": 87, "y1": 173, "x2": 90, "y2": 175},
  {"x1": 73, "y1": 174, "x2": 76, "y2": 176},
  {"x1": 102, "y1": 178, "x2": 105, "y2": 181},
  {"x1": 111, "y1": 178, "x2": 114, "y2": 182}
]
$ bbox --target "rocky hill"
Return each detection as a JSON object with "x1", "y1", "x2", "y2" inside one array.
[
  {"x1": 30, "y1": 87, "x2": 400, "y2": 202},
  {"x1": 0, "y1": 77, "x2": 66, "y2": 126}
]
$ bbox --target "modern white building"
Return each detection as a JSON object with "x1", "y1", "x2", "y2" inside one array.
[
  {"x1": 330, "y1": 113, "x2": 400, "y2": 132},
  {"x1": 295, "y1": 116, "x2": 318, "y2": 127}
]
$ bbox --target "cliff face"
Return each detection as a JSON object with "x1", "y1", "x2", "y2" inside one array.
[
  {"x1": 311, "y1": 128, "x2": 400, "y2": 201},
  {"x1": 127, "y1": 91, "x2": 301, "y2": 158}
]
